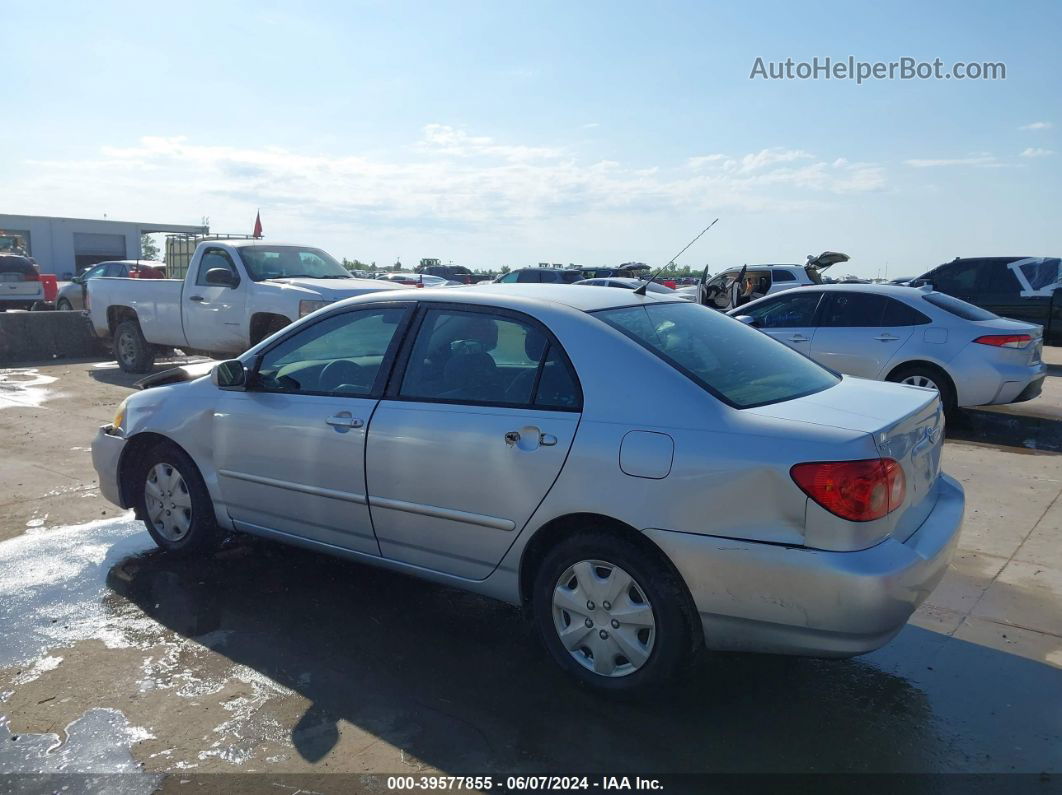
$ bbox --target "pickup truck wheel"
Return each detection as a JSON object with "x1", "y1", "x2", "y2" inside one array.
[
  {"x1": 532, "y1": 531, "x2": 698, "y2": 693},
  {"x1": 134, "y1": 442, "x2": 224, "y2": 556},
  {"x1": 114, "y1": 319, "x2": 156, "y2": 373},
  {"x1": 56, "y1": 298, "x2": 73, "y2": 311}
]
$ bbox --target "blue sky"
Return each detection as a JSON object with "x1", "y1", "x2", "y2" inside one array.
[{"x1": 2, "y1": 0, "x2": 1059, "y2": 275}]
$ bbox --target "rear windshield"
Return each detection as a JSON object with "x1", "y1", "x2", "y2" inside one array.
[
  {"x1": 0, "y1": 255, "x2": 34, "y2": 275},
  {"x1": 595, "y1": 302, "x2": 839, "y2": 409},
  {"x1": 922, "y1": 292, "x2": 998, "y2": 321}
]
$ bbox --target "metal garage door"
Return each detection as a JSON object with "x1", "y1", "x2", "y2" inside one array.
[{"x1": 73, "y1": 233, "x2": 126, "y2": 274}]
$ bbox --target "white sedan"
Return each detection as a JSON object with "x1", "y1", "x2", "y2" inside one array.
[{"x1": 729, "y1": 284, "x2": 1046, "y2": 411}]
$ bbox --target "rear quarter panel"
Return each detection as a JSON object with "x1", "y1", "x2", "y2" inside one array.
[{"x1": 88, "y1": 278, "x2": 185, "y2": 344}]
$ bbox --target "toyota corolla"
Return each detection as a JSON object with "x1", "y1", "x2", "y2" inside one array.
[{"x1": 92, "y1": 284, "x2": 963, "y2": 691}]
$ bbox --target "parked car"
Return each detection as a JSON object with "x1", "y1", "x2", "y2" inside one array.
[
  {"x1": 0, "y1": 254, "x2": 45, "y2": 310},
  {"x1": 414, "y1": 263, "x2": 475, "y2": 284},
  {"x1": 695, "y1": 252, "x2": 849, "y2": 310},
  {"x1": 729, "y1": 284, "x2": 1045, "y2": 412},
  {"x1": 911, "y1": 256, "x2": 1061, "y2": 345},
  {"x1": 56, "y1": 260, "x2": 165, "y2": 311},
  {"x1": 573, "y1": 277, "x2": 684, "y2": 297},
  {"x1": 92, "y1": 284, "x2": 962, "y2": 691},
  {"x1": 493, "y1": 268, "x2": 583, "y2": 284},
  {"x1": 376, "y1": 272, "x2": 423, "y2": 286},
  {"x1": 86, "y1": 240, "x2": 409, "y2": 372}
]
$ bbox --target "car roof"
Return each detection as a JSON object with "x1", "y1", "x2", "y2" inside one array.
[
  {"x1": 359, "y1": 282, "x2": 681, "y2": 312},
  {"x1": 756, "y1": 283, "x2": 932, "y2": 299}
]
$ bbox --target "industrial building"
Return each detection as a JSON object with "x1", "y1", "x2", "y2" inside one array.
[{"x1": 0, "y1": 214, "x2": 207, "y2": 278}]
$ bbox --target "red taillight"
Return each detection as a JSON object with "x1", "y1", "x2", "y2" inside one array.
[
  {"x1": 974, "y1": 334, "x2": 1032, "y2": 349},
  {"x1": 791, "y1": 458, "x2": 906, "y2": 522}
]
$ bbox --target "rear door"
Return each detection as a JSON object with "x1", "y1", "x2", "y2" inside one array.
[
  {"x1": 810, "y1": 292, "x2": 916, "y2": 377},
  {"x1": 366, "y1": 304, "x2": 582, "y2": 579},
  {"x1": 182, "y1": 247, "x2": 249, "y2": 353},
  {"x1": 738, "y1": 290, "x2": 823, "y2": 356}
]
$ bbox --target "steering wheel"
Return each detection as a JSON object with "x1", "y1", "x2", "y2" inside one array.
[{"x1": 318, "y1": 359, "x2": 365, "y2": 392}]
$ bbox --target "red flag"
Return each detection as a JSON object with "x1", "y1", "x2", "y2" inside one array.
[{"x1": 252, "y1": 211, "x2": 263, "y2": 238}]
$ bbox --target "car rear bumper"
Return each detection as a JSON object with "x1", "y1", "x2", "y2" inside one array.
[
  {"x1": 645, "y1": 473, "x2": 964, "y2": 657},
  {"x1": 91, "y1": 425, "x2": 128, "y2": 508}
]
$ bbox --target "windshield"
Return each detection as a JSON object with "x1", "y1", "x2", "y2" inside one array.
[
  {"x1": 238, "y1": 246, "x2": 351, "y2": 281},
  {"x1": 595, "y1": 302, "x2": 839, "y2": 409}
]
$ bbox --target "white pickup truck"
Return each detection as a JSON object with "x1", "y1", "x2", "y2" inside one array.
[{"x1": 87, "y1": 239, "x2": 410, "y2": 372}]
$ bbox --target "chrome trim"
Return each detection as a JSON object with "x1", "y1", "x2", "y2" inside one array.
[
  {"x1": 218, "y1": 468, "x2": 367, "y2": 504},
  {"x1": 368, "y1": 495, "x2": 516, "y2": 532}
]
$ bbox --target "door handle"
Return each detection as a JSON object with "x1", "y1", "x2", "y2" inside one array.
[
  {"x1": 788, "y1": 334, "x2": 809, "y2": 342},
  {"x1": 874, "y1": 334, "x2": 900, "y2": 342},
  {"x1": 188, "y1": 295, "x2": 205, "y2": 302},
  {"x1": 539, "y1": 433, "x2": 558, "y2": 447},
  {"x1": 325, "y1": 412, "x2": 363, "y2": 429}
]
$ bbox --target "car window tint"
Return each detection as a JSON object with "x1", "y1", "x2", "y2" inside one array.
[
  {"x1": 1018, "y1": 258, "x2": 1061, "y2": 291},
  {"x1": 560, "y1": 271, "x2": 582, "y2": 284},
  {"x1": 498, "y1": 272, "x2": 520, "y2": 283},
  {"x1": 922, "y1": 292, "x2": 998, "y2": 321},
  {"x1": 256, "y1": 307, "x2": 408, "y2": 396},
  {"x1": 516, "y1": 270, "x2": 539, "y2": 283},
  {"x1": 820, "y1": 293, "x2": 888, "y2": 327},
  {"x1": 597, "y1": 303, "x2": 838, "y2": 409},
  {"x1": 196, "y1": 249, "x2": 239, "y2": 286},
  {"x1": 0, "y1": 255, "x2": 36, "y2": 276},
  {"x1": 744, "y1": 292, "x2": 821, "y2": 328},
  {"x1": 533, "y1": 344, "x2": 581, "y2": 409},
  {"x1": 982, "y1": 261, "x2": 1022, "y2": 293},
  {"x1": 399, "y1": 309, "x2": 575, "y2": 407},
  {"x1": 929, "y1": 261, "x2": 983, "y2": 293},
  {"x1": 771, "y1": 270, "x2": 796, "y2": 282},
  {"x1": 882, "y1": 298, "x2": 931, "y2": 326}
]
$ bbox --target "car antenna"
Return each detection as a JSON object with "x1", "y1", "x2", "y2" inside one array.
[{"x1": 633, "y1": 218, "x2": 719, "y2": 296}]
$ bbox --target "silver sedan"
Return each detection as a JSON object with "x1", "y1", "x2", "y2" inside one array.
[
  {"x1": 92, "y1": 285, "x2": 963, "y2": 691},
  {"x1": 729, "y1": 284, "x2": 1046, "y2": 411}
]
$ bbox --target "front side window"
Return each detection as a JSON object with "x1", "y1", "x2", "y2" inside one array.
[
  {"x1": 516, "y1": 270, "x2": 540, "y2": 283},
  {"x1": 497, "y1": 272, "x2": 520, "y2": 283},
  {"x1": 255, "y1": 306, "x2": 409, "y2": 396},
  {"x1": 196, "y1": 249, "x2": 240, "y2": 286},
  {"x1": 597, "y1": 302, "x2": 838, "y2": 409},
  {"x1": 820, "y1": 293, "x2": 890, "y2": 327},
  {"x1": 238, "y1": 245, "x2": 350, "y2": 281},
  {"x1": 399, "y1": 309, "x2": 580, "y2": 408},
  {"x1": 742, "y1": 291, "x2": 822, "y2": 328},
  {"x1": 928, "y1": 261, "x2": 983, "y2": 294}
]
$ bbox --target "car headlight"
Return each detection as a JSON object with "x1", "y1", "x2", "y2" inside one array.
[
  {"x1": 299, "y1": 299, "x2": 332, "y2": 318},
  {"x1": 112, "y1": 396, "x2": 130, "y2": 430}
]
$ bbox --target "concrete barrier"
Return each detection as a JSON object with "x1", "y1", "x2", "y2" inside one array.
[{"x1": 0, "y1": 310, "x2": 108, "y2": 365}]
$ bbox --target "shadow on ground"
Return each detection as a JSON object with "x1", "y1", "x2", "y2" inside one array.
[{"x1": 104, "y1": 535, "x2": 1062, "y2": 775}]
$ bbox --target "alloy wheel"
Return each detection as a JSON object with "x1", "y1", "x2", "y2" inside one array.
[
  {"x1": 144, "y1": 462, "x2": 193, "y2": 541},
  {"x1": 552, "y1": 559, "x2": 656, "y2": 677},
  {"x1": 901, "y1": 374, "x2": 939, "y2": 391}
]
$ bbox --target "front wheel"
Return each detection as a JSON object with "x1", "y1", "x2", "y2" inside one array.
[
  {"x1": 56, "y1": 298, "x2": 73, "y2": 311},
  {"x1": 133, "y1": 442, "x2": 224, "y2": 556},
  {"x1": 114, "y1": 319, "x2": 156, "y2": 373},
  {"x1": 532, "y1": 531, "x2": 699, "y2": 692}
]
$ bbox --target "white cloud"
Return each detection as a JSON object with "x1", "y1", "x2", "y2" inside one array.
[
  {"x1": 1019, "y1": 121, "x2": 1053, "y2": 131},
  {"x1": 1020, "y1": 147, "x2": 1054, "y2": 158},
  {"x1": 904, "y1": 154, "x2": 999, "y2": 168}
]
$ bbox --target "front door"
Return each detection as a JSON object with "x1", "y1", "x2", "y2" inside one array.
[
  {"x1": 183, "y1": 247, "x2": 248, "y2": 353},
  {"x1": 366, "y1": 306, "x2": 582, "y2": 579},
  {"x1": 739, "y1": 290, "x2": 823, "y2": 356},
  {"x1": 213, "y1": 304, "x2": 413, "y2": 555}
]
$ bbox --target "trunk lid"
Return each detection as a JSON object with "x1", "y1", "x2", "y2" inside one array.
[
  {"x1": 748, "y1": 377, "x2": 944, "y2": 542},
  {"x1": 804, "y1": 251, "x2": 849, "y2": 284}
]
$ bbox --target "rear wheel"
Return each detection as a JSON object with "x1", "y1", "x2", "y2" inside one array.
[
  {"x1": 133, "y1": 442, "x2": 224, "y2": 556},
  {"x1": 114, "y1": 319, "x2": 156, "y2": 373},
  {"x1": 56, "y1": 298, "x2": 73, "y2": 311},
  {"x1": 887, "y1": 364, "x2": 956, "y2": 414},
  {"x1": 532, "y1": 531, "x2": 698, "y2": 692}
]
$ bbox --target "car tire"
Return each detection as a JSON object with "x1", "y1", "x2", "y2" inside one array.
[
  {"x1": 532, "y1": 530, "x2": 699, "y2": 692},
  {"x1": 887, "y1": 364, "x2": 956, "y2": 414},
  {"x1": 133, "y1": 441, "x2": 224, "y2": 556},
  {"x1": 56, "y1": 298, "x2": 73, "y2": 311},
  {"x1": 114, "y1": 319, "x2": 156, "y2": 373}
]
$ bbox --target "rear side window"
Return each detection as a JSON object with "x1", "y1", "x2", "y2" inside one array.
[
  {"x1": 1018, "y1": 258, "x2": 1061, "y2": 291},
  {"x1": 820, "y1": 293, "x2": 889, "y2": 327},
  {"x1": 597, "y1": 303, "x2": 838, "y2": 409},
  {"x1": 771, "y1": 270, "x2": 796, "y2": 282},
  {"x1": 882, "y1": 298, "x2": 931, "y2": 326},
  {"x1": 922, "y1": 292, "x2": 998, "y2": 321},
  {"x1": 516, "y1": 270, "x2": 540, "y2": 283}
]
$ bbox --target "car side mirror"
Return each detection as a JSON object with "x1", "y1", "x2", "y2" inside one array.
[
  {"x1": 734, "y1": 315, "x2": 758, "y2": 327},
  {"x1": 211, "y1": 359, "x2": 247, "y2": 390},
  {"x1": 205, "y1": 268, "x2": 239, "y2": 288}
]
